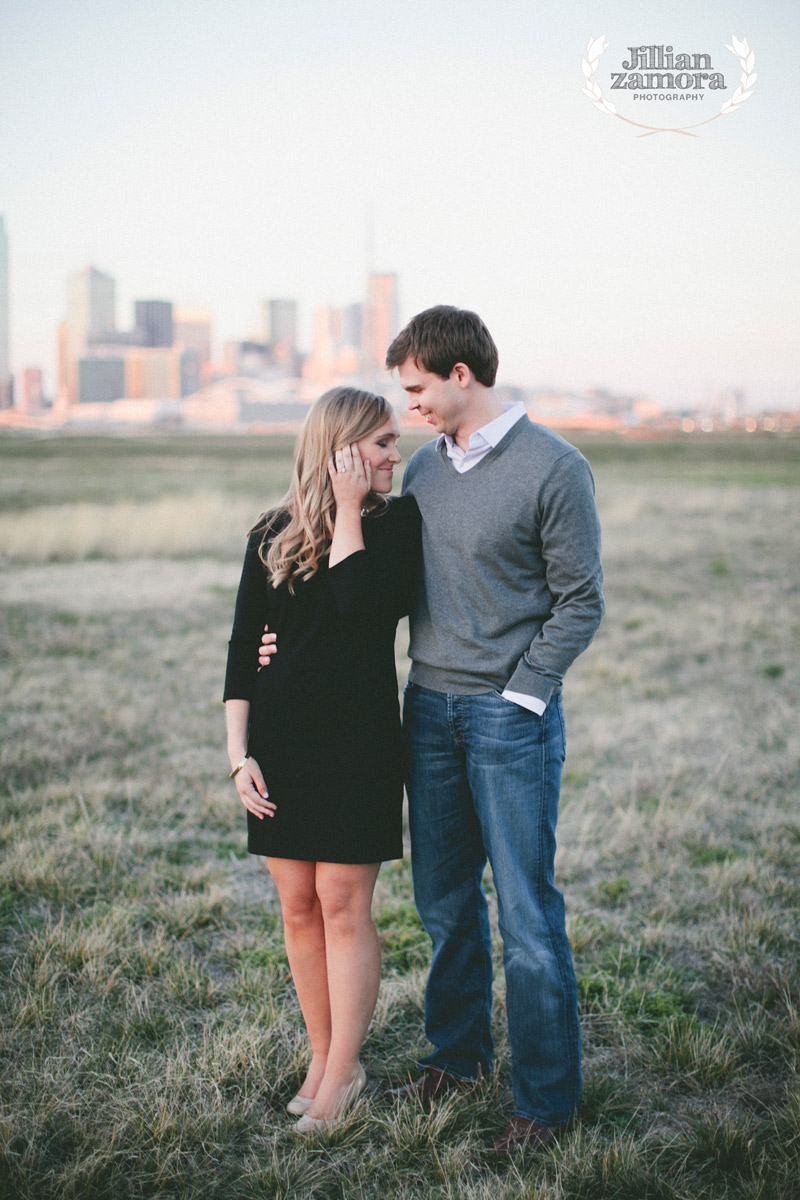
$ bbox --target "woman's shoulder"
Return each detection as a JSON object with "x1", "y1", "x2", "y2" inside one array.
[
  {"x1": 363, "y1": 494, "x2": 420, "y2": 550},
  {"x1": 379, "y1": 493, "x2": 420, "y2": 524}
]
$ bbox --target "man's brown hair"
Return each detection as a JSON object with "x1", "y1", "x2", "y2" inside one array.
[{"x1": 385, "y1": 305, "x2": 499, "y2": 387}]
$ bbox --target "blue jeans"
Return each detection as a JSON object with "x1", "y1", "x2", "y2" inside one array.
[{"x1": 402, "y1": 683, "x2": 581, "y2": 1126}]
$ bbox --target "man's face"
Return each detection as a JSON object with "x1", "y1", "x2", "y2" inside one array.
[{"x1": 397, "y1": 358, "x2": 468, "y2": 439}]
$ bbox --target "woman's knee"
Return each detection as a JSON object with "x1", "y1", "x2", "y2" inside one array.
[
  {"x1": 267, "y1": 859, "x2": 321, "y2": 928},
  {"x1": 316, "y1": 865, "x2": 378, "y2": 927},
  {"x1": 280, "y1": 889, "x2": 321, "y2": 928}
]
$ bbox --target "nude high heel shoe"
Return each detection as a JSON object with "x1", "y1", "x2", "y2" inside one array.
[
  {"x1": 286, "y1": 1093, "x2": 314, "y2": 1116},
  {"x1": 294, "y1": 1065, "x2": 367, "y2": 1132}
]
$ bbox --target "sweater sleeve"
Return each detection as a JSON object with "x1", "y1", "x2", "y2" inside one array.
[
  {"x1": 505, "y1": 450, "x2": 605, "y2": 705},
  {"x1": 223, "y1": 533, "x2": 270, "y2": 702},
  {"x1": 327, "y1": 495, "x2": 422, "y2": 625}
]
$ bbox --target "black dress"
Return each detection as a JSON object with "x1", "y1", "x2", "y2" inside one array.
[{"x1": 223, "y1": 494, "x2": 421, "y2": 863}]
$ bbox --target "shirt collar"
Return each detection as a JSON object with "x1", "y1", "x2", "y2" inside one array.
[{"x1": 437, "y1": 401, "x2": 526, "y2": 456}]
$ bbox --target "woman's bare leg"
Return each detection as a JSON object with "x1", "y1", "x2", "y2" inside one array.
[
  {"x1": 266, "y1": 857, "x2": 330, "y2": 1100},
  {"x1": 306, "y1": 861, "x2": 381, "y2": 1119}
]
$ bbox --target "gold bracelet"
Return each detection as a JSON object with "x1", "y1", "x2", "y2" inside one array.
[{"x1": 229, "y1": 756, "x2": 249, "y2": 779}]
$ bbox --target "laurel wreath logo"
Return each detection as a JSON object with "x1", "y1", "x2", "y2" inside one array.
[
  {"x1": 581, "y1": 35, "x2": 756, "y2": 137},
  {"x1": 720, "y1": 36, "x2": 757, "y2": 114}
]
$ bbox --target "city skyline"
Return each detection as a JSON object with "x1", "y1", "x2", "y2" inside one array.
[
  {"x1": 28, "y1": 256, "x2": 399, "y2": 417},
  {"x1": 2, "y1": 1, "x2": 799, "y2": 410},
  {"x1": 1, "y1": 237, "x2": 796, "y2": 426},
  {"x1": 1, "y1": 251, "x2": 791, "y2": 435}
]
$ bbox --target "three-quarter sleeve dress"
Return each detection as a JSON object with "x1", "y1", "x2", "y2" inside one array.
[{"x1": 223, "y1": 494, "x2": 421, "y2": 863}]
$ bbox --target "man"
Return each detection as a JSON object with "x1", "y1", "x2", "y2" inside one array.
[
  {"x1": 260, "y1": 305, "x2": 604, "y2": 1151},
  {"x1": 383, "y1": 306, "x2": 604, "y2": 1153}
]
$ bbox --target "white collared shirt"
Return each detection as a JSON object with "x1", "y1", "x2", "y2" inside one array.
[
  {"x1": 438, "y1": 401, "x2": 547, "y2": 717},
  {"x1": 438, "y1": 401, "x2": 526, "y2": 473}
]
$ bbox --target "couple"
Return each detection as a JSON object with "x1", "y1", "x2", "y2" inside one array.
[{"x1": 224, "y1": 305, "x2": 605, "y2": 1151}]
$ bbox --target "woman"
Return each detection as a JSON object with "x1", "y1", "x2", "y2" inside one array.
[{"x1": 224, "y1": 387, "x2": 420, "y2": 1131}]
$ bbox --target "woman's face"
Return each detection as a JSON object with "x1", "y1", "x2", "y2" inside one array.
[{"x1": 356, "y1": 415, "x2": 402, "y2": 493}]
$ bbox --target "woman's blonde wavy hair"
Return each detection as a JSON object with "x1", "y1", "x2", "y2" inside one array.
[{"x1": 253, "y1": 387, "x2": 393, "y2": 593}]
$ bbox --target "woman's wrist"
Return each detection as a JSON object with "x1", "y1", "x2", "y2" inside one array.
[
  {"x1": 229, "y1": 755, "x2": 249, "y2": 779},
  {"x1": 228, "y1": 746, "x2": 248, "y2": 770},
  {"x1": 334, "y1": 497, "x2": 365, "y2": 517}
]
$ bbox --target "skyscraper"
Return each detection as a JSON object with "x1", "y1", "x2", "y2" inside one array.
[
  {"x1": 20, "y1": 368, "x2": 43, "y2": 414},
  {"x1": 174, "y1": 306, "x2": 212, "y2": 366},
  {"x1": 0, "y1": 216, "x2": 11, "y2": 409},
  {"x1": 174, "y1": 306, "x2": 213, "y2": 394},
  {"x1": 304, "y1": 304, "x2": 338, "y2": 385},
  {"x1": 362, "y1": 272, "x2": 397, "y2": 381},
  {"x1": 64, "y1": 267, "x2": 116, "y2": 404},
  {"x1": 339, "y1": 303, "x2": 363, "y2": 353},
  {"x1": 135, "y1": 300, "x2": 174, "y2": 348},
  {"x1": 303, "y1": 303, "x2": 363, "y2": 386},
  {"x1": 261, "y1": 299, "x2": 298, "y2": 366}
]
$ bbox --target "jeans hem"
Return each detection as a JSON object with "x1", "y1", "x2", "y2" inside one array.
[
  {"x1": 418, "y1": 1057, "x2": 484, "y2": 1083},
  {"x1": 512, "y1": 1106, "x2": 579, "y2": 1128}
]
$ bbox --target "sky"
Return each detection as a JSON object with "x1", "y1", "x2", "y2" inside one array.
[{"x1": 2, "y1": 0, "x2": 798, "y2": 409}]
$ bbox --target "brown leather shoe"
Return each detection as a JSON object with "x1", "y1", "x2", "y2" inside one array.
[
  {"x1": 383, "y1": 1067, "x2": 471, "y2": 1104},
  {"x1": 492, "y1": 1116, "x2": 560, "y2": 1153}
]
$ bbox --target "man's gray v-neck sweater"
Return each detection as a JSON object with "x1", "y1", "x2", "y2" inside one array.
[{"x1": 402, "y1": 416, "x2": 604, "y2": 705}]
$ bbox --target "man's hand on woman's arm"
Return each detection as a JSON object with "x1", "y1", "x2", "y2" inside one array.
[{"x1": 258, "y1": 625, "x2": 277, "y2": 670}]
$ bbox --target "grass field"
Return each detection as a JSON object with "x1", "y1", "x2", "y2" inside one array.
[{"x1": 1, "y1": 432, "x2": 799, "y2": 1200}]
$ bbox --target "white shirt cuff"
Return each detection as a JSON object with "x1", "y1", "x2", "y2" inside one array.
[{"x1": 501, "y1": 689, "x2": 547, "y2": 716}]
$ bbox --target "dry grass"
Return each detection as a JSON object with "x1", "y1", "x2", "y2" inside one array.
[
  {"x1": 1, "y1": 432, "x2": 799, "y2": 1199},
  {"x1": 0, "y1": 494, "x2": 259, "y2": 562}
]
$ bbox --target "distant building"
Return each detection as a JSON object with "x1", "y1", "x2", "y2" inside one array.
[
  {"x1": 225, "y1": 340, "x2": 271, "y2": 378},
  {"x1": 135, "y1": 300, "x2": 174, "y2": 348},
  {"x1": 304, "y1": 300, "x2": 370, "y2": 387},
  {"x1": 259, "y1": 298, "x2": 300, "y2": 373},
  {"x1": 174, "y1": 305, "x2": 212, "y2": 375},
  {"x1": 0, "y1": 216, "x2": 11, "y2": 409},
  {"x1": 303, "y1": 305, "x2": 339, "y2": 386},
  {"x1": 64, "y1": 266, "x2": 116, "y2": 404},
  {"x1": 362, "y1": 272, "x2": 397, "y2": 381},
  {"x1": 66, "y1": 267, "x2": 116, "y2": 352},
  {"x1": 86, "y1": 329, "x2": 142, "y2": 348},
  {"x1": 261, "y1": 299, "x2": 297, "y2": 360},
  {"x1": 339, "y1": 303, "x2": 363, "y2": 353},
  {"x1": 78, "y1": 355, "x2": 126, "y2": 404},
  {"x1": 182, "y1": 375, "x2": 307, "y2": 428},
  {"x1": 125, "y1": 346, "x2": 183, "y2": 399},
  {"x1": 19, "y1": 367, "x2": 44, "y2": 414},
  {"x1": 179, "y1": 348, "x2": 202, "y2": 397}
]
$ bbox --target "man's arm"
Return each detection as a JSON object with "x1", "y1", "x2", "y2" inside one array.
[{"x1": 505, "y1": 450, "x2": 604, "y2": 708}]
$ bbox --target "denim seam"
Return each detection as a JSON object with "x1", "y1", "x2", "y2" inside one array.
[{"x1": 537, "y1": 701, "x2": 580, "y2": 1119}]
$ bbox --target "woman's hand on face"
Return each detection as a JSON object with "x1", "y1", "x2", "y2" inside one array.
[
  {"x1": 233, "y1": 758, "x2": 276, "y2": 820},
  {"x1": 328, "y1": 442, "x2": 372, "y2": 510}
]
